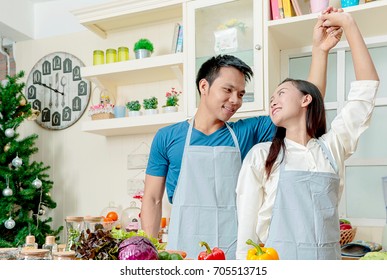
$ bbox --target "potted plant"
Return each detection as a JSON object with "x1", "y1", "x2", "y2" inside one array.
[
  {"x1": 134, "y1": 38, "x2": 154, "y2": 59},
  {"x1": 126, "y1": 100, "x2": 142, "y2": 117},
  {"x1": 162, "y1": 87, "x2": 182, "y2": 113},
  {"x1": 143, "y1": 96, "x2": 158, "y2": 115}
]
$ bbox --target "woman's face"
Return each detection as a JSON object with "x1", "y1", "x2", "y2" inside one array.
[{"x1": 269, "y1": 81, "x2": 308, "y2": 127}]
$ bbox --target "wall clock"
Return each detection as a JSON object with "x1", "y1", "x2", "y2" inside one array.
[{"x1": 25, "y1": 52, "x2": 91, "y2": 130}]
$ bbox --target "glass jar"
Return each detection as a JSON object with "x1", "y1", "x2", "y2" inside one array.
[
  {"x1": 84, "y1": 216, "x2": 104, "y2": 233},
  {"x1": 121, "y1": 201, "x2": 141, "y2": 232},
  {"x1": 118, "y1": 46, "x2": 129, "y2": 62},
  {"x1": 0, "y1": 248, "x2": 19, "y2": 260},
  {"x1": 52, "y1": 250, "x2": 76, "y2": 260},
  {"x1": 106, "y1": 48, "x2": 117, "y2": 63},
  {"x1": 18, "y1": 249, "x2": 51, "y2": 260},
  {"x1": 93, "y1": 50, "x2": 104, "y2": 65},
  {"x1": 65, "y1": 216, "x2": 84, "y2": 251}
]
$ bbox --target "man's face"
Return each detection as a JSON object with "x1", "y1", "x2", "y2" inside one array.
[{"x1": 200, "y1": 67, "x2": 246, "y2": 122}]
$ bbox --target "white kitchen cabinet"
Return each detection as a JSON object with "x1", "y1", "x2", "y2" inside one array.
[
  {"x1": 186, "y1": 0, "x2": 265, "y2": 119},
  {"x1": 72, "y1": 0, "x2": 187, "y2": 136},
  {"x1": 73, "y1": 0, "x2": 387, "y2": 136}
]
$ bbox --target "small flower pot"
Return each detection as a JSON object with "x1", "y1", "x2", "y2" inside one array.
[
  {"x1": 128, "y1": 111, "x2": 142, "y2": 117},
  {"x1": 163, "y1": 106, "x2": 178, "y2": 113},
  {"x1": 144, "y1": 109, "x2": 158, "y2": 115},
  {"x1": 135, "y1": 49, "x2": 151, "y2": 59}
]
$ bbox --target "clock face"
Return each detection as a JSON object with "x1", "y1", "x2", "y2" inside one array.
[{"x1": 25, "y1": 52, "x2": 91, "y2": 130}]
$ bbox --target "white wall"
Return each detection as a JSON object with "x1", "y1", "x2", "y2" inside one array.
[{"x1": 33, "y1": 0, "x2": 111, "y2": 39}]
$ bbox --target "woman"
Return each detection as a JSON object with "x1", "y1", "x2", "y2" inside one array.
[{"x1": 236, "y1": 11, "x2": 379, "y2": 260}]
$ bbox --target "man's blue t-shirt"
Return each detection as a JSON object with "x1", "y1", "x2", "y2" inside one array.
[{"x1": 146, "y1": 116, "x2": 275, "y2": 203}]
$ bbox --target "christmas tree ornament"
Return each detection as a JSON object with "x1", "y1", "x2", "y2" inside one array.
[
  {"x1": 2, "y1": 176, "x2": 13, "y2": 196},
  {"x1": 4, "y1": 143, "x2": 11, "y2": 152},
  {"x1": 18, "y1": 93, "x2": 27, "y2": 106},
  {"x1": 11, "y1": 155, "x2": 22, "y2": 168},
  {"x1": 2, "y1": 186, "x2": 13, "y2": 197},
  {"x1": 5, "y1": 128, "x2": 15, "y2": 138},
  {"x1": 4, "y1": 217, "x2": 16, "y2": 229},
  {"x1": 27, "y1": 109, "x2": 40, "y2": 121},
  {"x1": 32, "y1": 177, "x2": 42, "y2": 189}
]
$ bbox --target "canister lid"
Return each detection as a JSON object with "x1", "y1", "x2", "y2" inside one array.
[
  {"x1": 52, "y1": 250, "x2": 76, "y2": 259},
  {"x1": 20, "y1": 249, "x2": 49, "y2": 256},
  {"x1": 65, "y1": 216, "x2": 84, "y2": 222},
  {"x1": 45, "y1": 235, "x2": 56, "y2": 245},
  {"x1": 26, "y1": 235, "x2": 35, "y2": 244},
  {"x1": 83, "y1": 216, "x2": 104, "y2": 222}
]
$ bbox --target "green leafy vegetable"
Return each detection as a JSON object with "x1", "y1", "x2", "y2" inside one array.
[{"x1": 111, "y1": 228, "x2": 166, "y2": 250}]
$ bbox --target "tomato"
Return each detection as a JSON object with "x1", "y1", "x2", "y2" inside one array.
[
  {"x1": 103, "y1": 217, "x2": 113, "y2": 222},
  {"x1": 106, "y1": 211, "x2": 118, "y2": 221},
  {"x1": 340, "y1": 223, "x2": 352, "y2": 230}
]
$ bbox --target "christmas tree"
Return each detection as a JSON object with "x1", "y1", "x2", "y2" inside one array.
[{"x1": 0, "y1": 71, "x2": 63, "y2": 248}]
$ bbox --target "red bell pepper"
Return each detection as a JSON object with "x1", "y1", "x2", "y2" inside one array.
[{"x1": 197, "y1": 241, "x2": 226, "y2": 260}]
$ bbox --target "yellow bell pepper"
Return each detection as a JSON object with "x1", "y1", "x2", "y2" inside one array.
[{"x1": 246, "y1": 239, "x2": 279, "y2": 260}]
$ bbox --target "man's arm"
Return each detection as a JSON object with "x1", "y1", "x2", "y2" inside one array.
[
  {"x1": 141, "y1": 174, "x2": 166, "y2": 238},
  {"x1": 308, "y1": 7, "x2": 343, "y2": 98}
]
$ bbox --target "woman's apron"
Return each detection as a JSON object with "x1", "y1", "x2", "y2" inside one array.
[
  {"x1": 265, "y1": 140, "x2": 341, "y2": 260},
  {"x1": 167, "y1": 118, "x2": 241, "y2": 259}
]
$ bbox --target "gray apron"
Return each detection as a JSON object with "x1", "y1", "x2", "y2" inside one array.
[
  {"x1": 167, "y1": 118, "x2": 241, "y2": 259},
  {"x1": 265, "y1": 140, "x2": 341, "y2": 260}
]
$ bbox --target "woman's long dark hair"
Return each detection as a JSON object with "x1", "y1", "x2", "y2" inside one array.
[{"x1": 265, "y1": 78, "x2": 327, "y2": 177}]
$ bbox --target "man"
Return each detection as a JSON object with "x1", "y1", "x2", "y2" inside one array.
[{"x1": 141, "y1": 12, "x2": 342, "y2": 259}]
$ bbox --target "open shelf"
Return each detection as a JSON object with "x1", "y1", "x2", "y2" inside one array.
[
  {"x1": 81, "y1": 52, "x2": 184, "y2": 87},
  {"x1": 82, "y1": 111, "x2": 187, "y2": 136},
  {"x1": 72, "y1": 1, "x2": 183, "y2": 38},
  {"x1": 267, "y1": 1, "x2": 387, "y2": 50}
]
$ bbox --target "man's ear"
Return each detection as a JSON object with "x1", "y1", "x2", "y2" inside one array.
[
  {"x1": 198, "y1": 79, "x2": 209, "y2": 96},
  {"x1": 301, "y1": 94, "x2": 313, "y2": 108}
]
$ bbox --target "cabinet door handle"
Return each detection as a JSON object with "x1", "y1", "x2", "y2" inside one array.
[{"x1": 255, "y1": 44, "x2": 262, "y2": 51}]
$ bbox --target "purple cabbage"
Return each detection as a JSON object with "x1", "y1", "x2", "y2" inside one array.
[{"x1": 118, "y1": 236, "x2": 158, "y2": 260}]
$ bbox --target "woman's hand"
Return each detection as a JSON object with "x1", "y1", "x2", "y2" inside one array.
[{"x1": 313, "y1": 6, "x2": 343, "y2": 52}]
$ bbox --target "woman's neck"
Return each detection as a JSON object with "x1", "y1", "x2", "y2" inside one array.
[{"x1": 285, "y1": 127, "x2": 312, "y2": 146}]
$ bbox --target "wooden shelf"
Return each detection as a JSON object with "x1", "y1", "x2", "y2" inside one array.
[
  {"x1": 81, "y1": 52, "x2": 184, "y2": 87},
  {"x1": 267, "y1": 1, "x2": 387, "y2": 50},
  {"x1": 82, "y1": 111, "x2": 187, "y2": 136}
]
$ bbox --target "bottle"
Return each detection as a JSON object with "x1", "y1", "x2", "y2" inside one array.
[
  {"x1": 65, "y1": 216, "x2": 84, "y2": 251},
  {"x1": 93, "y1": 50, "x2": 104, "y2": 65},
  {"x1": 23, "y1": 235, "x2": 38, "y2": 250},
  {"x1": 121, "y1": 201, "x2": 141, "y2": 232},
  {"x1": 84, "y1": 216, "x2": 104, "y2": 233},
  {"x1": 106, "y1": 48, "x2": 117, "y2": 63},
  {"x1": 42, "y1": 235, "x2": 58, "y2": 256},
  {"x1": 118, "y1": 46, "x2": 129, "y2": 61},
  {"x1": 161, "y1": 225, "x2": 169, "y2": 243}
]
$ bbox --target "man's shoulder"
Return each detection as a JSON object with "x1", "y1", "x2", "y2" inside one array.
[
  {"x1": 156, "y1": 120, "x2": 189, "y2": 137},
  {"x1": 228, "y1": 115, "x2": 274, "y2": 132}
]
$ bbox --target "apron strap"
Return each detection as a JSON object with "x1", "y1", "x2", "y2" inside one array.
[
  {"x1": 186, "y1": 118, "x2": 241, "y2": 153},
  {"x1": 317, "y1": 139, "x2": 339, "y2": 174}
]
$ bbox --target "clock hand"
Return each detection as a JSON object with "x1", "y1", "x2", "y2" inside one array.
[
  {"x1": 55, "y1": 73, "x2": 59, "y2": 108},
  {"x1": 48, "y1": 82, "x2": 53, "y2": 108},
  {"x1": 61, "y1": 76, "x2": 67, "y2": 108},
  {"x1": 37, "y1": 82, "x2": 64, "y2": 96}
]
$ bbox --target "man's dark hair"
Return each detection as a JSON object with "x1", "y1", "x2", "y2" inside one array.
[{"x1": 195, "y1": 55, "x2": 253, "y2": 95}]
